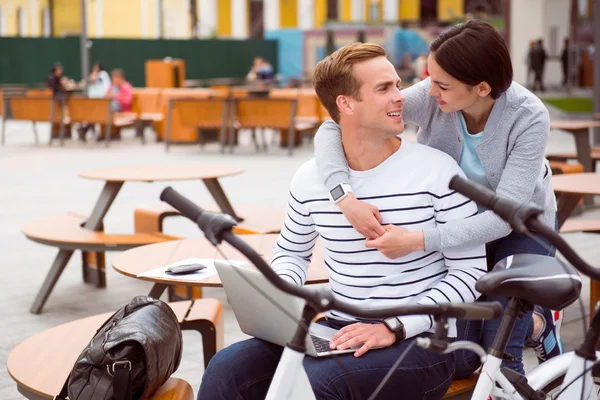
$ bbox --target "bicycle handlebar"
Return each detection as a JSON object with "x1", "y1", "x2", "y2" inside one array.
[
  {"x1": 449, "y1": 175, "x2": 600, "y2": 282},
  {"x1": 160, "y1": 186, "x2": 504, "y2": 321}
]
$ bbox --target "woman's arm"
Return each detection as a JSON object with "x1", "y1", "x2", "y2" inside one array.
[{"x1": 424, "y1": 114, "x2": 552, "y2": 251}]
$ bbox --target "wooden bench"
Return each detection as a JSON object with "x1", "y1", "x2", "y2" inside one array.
[
  {"x1": 132, "y1": 88, "x2": 164, "y2": 139},
  {"x1": 165, "y1": 97, "x2": 229, "y2": 151},
  {"x1": 549, "y1": 161, "x2": 584, "y2": 175},
  {"x1": 547, "y1": 147, "x2": 600, "y2": 173},
  {"x1": 7, "y1": 299, "x2": 223, "y2": 399},
  {"x1": 231, "y1": 97, "x2": 318, "y2": 155},
  {"x1": 66, "y1": 97, "x2": 138, "y2": 146},
  {"x1": 134, "y1": 203, "x2": 286, "y2": 237},
  {"x1": 21, "y1": 212, "x2": 179, "y2": 314},
  {"x1": 443, "y1": 374, "x2": 479, "y2": 399},
  {"x1": 1, "y1": 96, "x2": 66, "y2": 145},
  {"x1": 155, "y1": 88, "x2": 213, "y2": 142}
]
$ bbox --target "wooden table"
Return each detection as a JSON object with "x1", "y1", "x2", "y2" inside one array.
[
  {"x1": 28, "y1": 164, "x2": 243, "y2": 314},
  {"x1": 552, "y1": 173, "x2": 600, "y2": 313},
  {"x1": 552, "y1": 173, "x2": 600, "y2": 228},
  {"x1": 112, "y1": 235, "x2": 329, "y2": 298},
  {"x1": 550, "y1": 120, "x2": 600, "y2": 173},
  {"x1": 7, "y1": 311, "x2": 194, "y2": 400}
]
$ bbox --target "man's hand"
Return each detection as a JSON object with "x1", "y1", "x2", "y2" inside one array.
[
  {"x1": 329, "y1": 323, "x2": 395, "y2": 357},
  {"x1": 337, "y1": 194, "x2": 386, "y2": 240},
  {"x1": 365, "y1": 225, "x2": 425, "y2": 259}
]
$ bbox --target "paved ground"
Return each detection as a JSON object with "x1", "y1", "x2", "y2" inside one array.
[{"x1": 1, "y1": 114, "x2": 598, "y2": 399}]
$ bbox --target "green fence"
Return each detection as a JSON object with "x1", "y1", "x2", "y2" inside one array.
[{"x1": 0, "y1": 37, "x2": 278, "y2": 87}]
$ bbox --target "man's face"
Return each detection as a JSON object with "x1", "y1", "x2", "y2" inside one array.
[
  {"x1": 427, "y1": 53, "x2": 480, "y2": 113},
  {"x1": 345, "y1": 56, "x2": 405, "y2": 138}
]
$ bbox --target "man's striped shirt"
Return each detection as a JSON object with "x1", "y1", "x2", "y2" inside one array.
[{"x1": 271, "y1": 141, "x2": 487, "y2": 338}]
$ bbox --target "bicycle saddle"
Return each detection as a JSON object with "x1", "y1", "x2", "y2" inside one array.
[{"x1": 475, "y1": 254, "x2": 582, "y2": 310}]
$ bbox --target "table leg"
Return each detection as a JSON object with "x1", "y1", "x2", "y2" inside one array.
[
  {"x1": 81, "y1": 181, "x2": 124, "y2": 286},
  {"x1": 136, "y1": 120, "x2": 147, "y2": 145},
  {"x1": 30, "y1": 249, "x2": 74, "y2": 314},
  {"x1": 556, "y1": 193, "x2": 584, "y2": 229},
  {"x1": 84, "y1": 181, "x2": 123, "y2": 230},
  {"x1": 203, "y1": 178, "x2": 243, "y2": 222},
  {"x1": 572, "y1": 128, "x2": 594, "y2": 205},
  {"x1": 148, "y1": 283, "x2": 169, "y2": 299}
]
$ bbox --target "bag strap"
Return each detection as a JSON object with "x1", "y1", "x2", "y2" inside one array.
[
  {"x1": 54, "y1": 374, "x2": 70, "y2": 400},
  {"x1": 54, "y1": 361, "x2": 132, "y2": 400},
  {"x1": 111, "y1": 361, "x2": 133, "y2": 400}
]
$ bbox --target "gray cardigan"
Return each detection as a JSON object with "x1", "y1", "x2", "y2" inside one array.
[{"x1": 314, "y1": 78, "x2": 557, "y2": 252}]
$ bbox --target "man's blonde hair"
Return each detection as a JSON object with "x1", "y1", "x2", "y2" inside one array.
[{"x1": 313, "y1": 42, "x2": 387, "y2": 123}]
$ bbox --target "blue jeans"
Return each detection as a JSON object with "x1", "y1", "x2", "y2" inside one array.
[
  {"x1": 454, "y1": 228, "x2": 557, "y2": 378},
  {"x1": 198, "y1": 320, "x2": 456, "y2": 400}
]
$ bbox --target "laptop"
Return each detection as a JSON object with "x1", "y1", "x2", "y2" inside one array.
[{"x1": 214, "y1": 260, "x2": 359, "y2": 357}]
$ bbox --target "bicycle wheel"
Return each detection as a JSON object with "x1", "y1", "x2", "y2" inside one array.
[{"x1": 538, "y1": 364, "x2": 600, "y2": 399}]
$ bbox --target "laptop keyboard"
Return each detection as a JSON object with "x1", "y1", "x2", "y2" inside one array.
[{"x1": 310, "y1": 335, "x2": 333, "y2": 353}]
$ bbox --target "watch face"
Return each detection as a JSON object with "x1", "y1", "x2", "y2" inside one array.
[
  {"x1": 386, "y1": 318, "x2": 401, "y2": 330},
  {"x1": 330, "y1": 185, "x2": 345, "y2": 201}
]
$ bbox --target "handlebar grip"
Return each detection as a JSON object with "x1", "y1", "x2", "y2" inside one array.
[
  {"x1": 449, "y1": 175, "x2": 497, "y2": 209},
  {"x1": 160, "y1": 186, "x2": 204, "y2": 222},
  {"x1": 455, "y1": 301, "x2": 504, "y2": 320}
]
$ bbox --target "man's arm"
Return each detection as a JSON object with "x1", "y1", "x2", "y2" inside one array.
[{"x1": 271, "y1": 180, "x2": 319, "y2": 286}]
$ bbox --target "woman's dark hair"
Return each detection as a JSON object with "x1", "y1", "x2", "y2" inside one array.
[
  {"x1": 93, "y1": 62, "x2": 105, "y2": 71},
  {"x1": 430, "y1": 19, "x2": 513, "y2": 99}
]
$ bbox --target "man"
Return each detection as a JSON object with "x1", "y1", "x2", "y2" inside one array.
[
  {"x1": 197, "y1": 43, "x2": 487, "y2": 400},
  {"x1": 561, "y1": 38, "x2": 569, "y2": 87},
  {"x1": 530, "y1": 39, "x2": 547, "y2": 92}
]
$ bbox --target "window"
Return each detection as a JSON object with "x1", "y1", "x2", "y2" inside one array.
[
  {"x1": 368, "y1": 0, "x2": 380, "y2": 21},
  {"x1": 326, "y1": 0, "x2": 338, "y2": 20}
]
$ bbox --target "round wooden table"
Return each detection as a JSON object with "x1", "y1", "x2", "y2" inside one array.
[
  {"x1": 7, "y1": 312, "x2": 194, "y2": 400},
  {"x1": 552, "y1": 173, "x2": 600, "y2": 228},
  {"x1": 27, "y1": 163, "x2": 245, "y2": 314},
  {"x1": 112, "y1": 234, "x2": 329, "y2": 297},
  {"x1": 550, "y1": 120, "x2": 600, "y2": 174},
  {"x1": 79, "y1": 163, "x2": 243, "y2": 182}
]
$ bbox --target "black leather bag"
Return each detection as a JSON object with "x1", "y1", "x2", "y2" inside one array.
[{"x1": 55, "y1": 296, "x2": 183, "y2": 400}]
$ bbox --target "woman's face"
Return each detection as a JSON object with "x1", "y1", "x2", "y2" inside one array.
[
  {"x1": 92, "y1": 65, "x2": 100, "y2": 73},
  {"x1": 427, "y1": 53, "x2": 482, "y2": 113}
]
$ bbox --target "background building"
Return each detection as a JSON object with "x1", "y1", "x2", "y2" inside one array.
[{"x1": 0, "y1": 0, "x2": 467, "y2": 39}]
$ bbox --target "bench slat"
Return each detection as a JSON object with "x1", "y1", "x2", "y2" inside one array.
[
  {"x1": 22, "y1": 213, "x2": 179, "y2": 251},
  {"x1": 135, "y1": 203, "x2": 286, "y2": 235}
]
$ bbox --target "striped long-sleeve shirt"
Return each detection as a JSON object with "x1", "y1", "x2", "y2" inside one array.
[{"x1": 271, "y1": 141, "x2": 487, "y2": 339}]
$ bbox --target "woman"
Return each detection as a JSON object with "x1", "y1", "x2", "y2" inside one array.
[
  {"x1": 87, "y1": 62, "x2": 111, "y2": 98},
  {"x1": 313, "y1": 20, "x2": 558, "y2": 377},
  {"x1": 78, "y1": 62, "x2": 111, "y2": 141}
]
